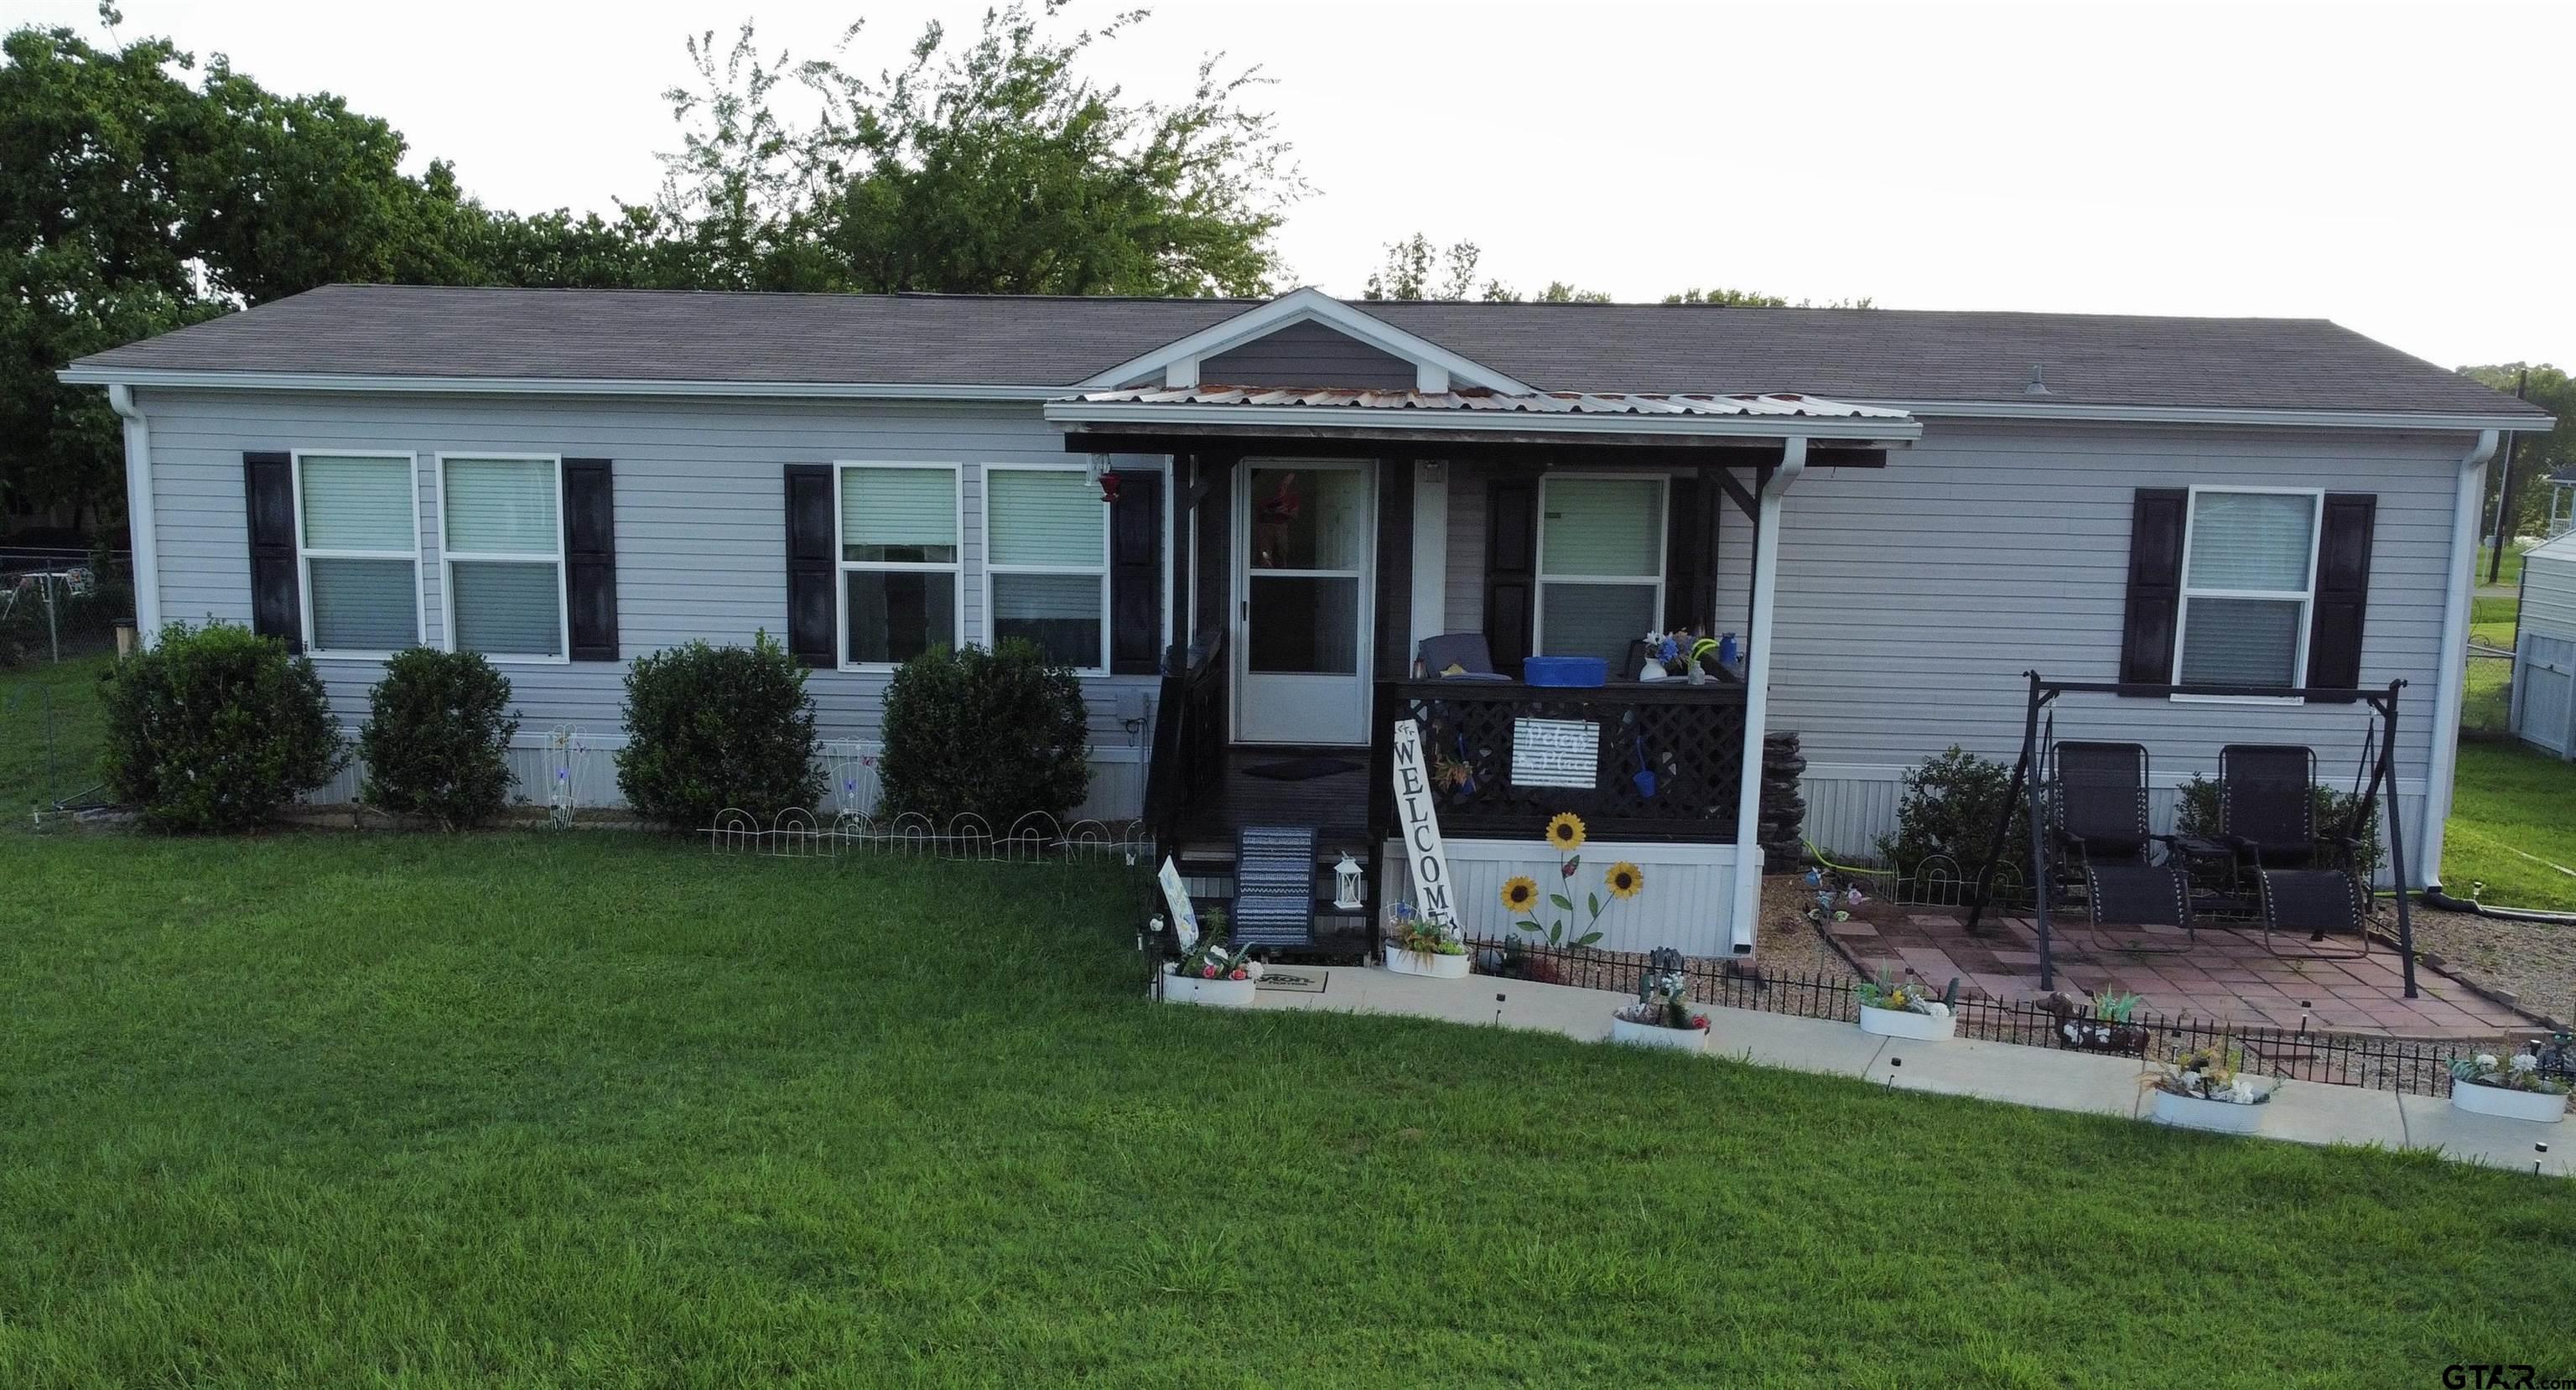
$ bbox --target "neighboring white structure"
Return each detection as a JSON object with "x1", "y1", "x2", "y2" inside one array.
[{"x1": 2511, "y1": 528, "x2": 2576, "y2": 758}]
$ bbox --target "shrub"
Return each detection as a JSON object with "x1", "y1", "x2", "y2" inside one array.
[
  {"x1": 615, "y1": 632, "x2": 820, "y2": 828},
  {"x1": 879, "y1": 639, "x2": 1090, "y2": 828},
  {"x1": 1876, "y1": 745, "x2": 2029, "y2": 876},
  {"x1": 97, "y1": 621, "x2": 345, "y2": 831},
  {"x1": 2178, "y1": 775, "x2": 2384, "y2": 875},
  {"x1": 358, "y1": 648, "x2": 521, "y2": 829}
]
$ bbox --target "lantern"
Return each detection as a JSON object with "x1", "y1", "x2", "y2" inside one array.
[{"x1": 1332, "y1": 851, "x2": 1365, "y2": 910}]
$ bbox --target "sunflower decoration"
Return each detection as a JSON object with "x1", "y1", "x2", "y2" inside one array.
[
  {"x1": 1545, "y1": 812, "x2": 1587, "y2": 852},
  {"x1": 1604, "y1": 861, "x2": 1644, "y2": 900},
  {"x1": 1500, "y1": 876, "x2": 1540, "y2": 915}
]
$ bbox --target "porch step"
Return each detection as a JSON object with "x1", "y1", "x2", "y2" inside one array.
[{"x1": 1232, "y1": 826, "x2": 1319, "y2": 950}]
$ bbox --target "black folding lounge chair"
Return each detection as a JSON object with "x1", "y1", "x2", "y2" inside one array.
[
  {"x1": 2079, "y1": 862, "x2": 2198, "y2": 955},
  {"x1": 2049, "y1": 741, "x2": 2158, "y2": 869},
  {"x1": 2255, "y1": 867, "x2": 2371, "y2": 960},
  {"x1": 2215, "y1": 744, "x2": 2332, "y2": 869}
]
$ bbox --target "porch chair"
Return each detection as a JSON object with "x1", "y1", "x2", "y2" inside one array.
[
  {"x1": 1415, "y1": 632, "x2": 1512, "y2": 681},
  {"x1": 2079, "y1": 860, "x2": 2199, "y2": 956}
]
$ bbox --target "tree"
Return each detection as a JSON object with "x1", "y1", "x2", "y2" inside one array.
[
  {"x1": 1360, "y1": 233, "x2": 1602, "y2": 303},
  {"x1": 654, "y1": 6, "x2": 1301, "y2": 295},
  {"x1": 2459, "y1": 363, "x2": 2576, "y2": 546},
  {"x1": 1664, "y1": 287, "x2": 1876, "y2": 309}
]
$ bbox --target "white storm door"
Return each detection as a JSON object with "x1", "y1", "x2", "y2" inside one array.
[{"x1": 1234, "y1": 460, "x2": 1374, "y2": 745}]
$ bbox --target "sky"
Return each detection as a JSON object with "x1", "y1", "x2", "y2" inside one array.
[{"x1": 14, "y1": 0, "x2": 2570, "y2": 371}]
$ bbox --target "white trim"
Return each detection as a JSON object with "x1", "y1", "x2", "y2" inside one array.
[
  {"x1": 983, "y1": 460, "x2": 1111, "y2": 675},
  {"x1": 2423, "y1": 429, "x2": 2501, "y2": 888},
  {"x1": 435, "y1": 452, "x2": 571, "y2": 665},
  {"x1": 1045, "y1": 398, "x2": 1917, "y2": 442},
  {"x1": 833, "y1": 460, "x2": 966, "y2": 673},
  {"x1": 1072, "y1": 288, "x2": 1536, "y2": 396},
  {"x1": 60, "y1": 366, "x2": 1066, "y2": 401},
  {"x1": 1408, "y1": 459, "x2": 1449, "y2": 664},
  {"x1": 1860, "y1": 397, "x2": 2553, "y2": 434},
  {"x1": 1231, "y1": 457, "x2": 1375, "y2": 745},
  {"x1": 2165, "y1": 485, "x2": 2324, "y2": 704},
  {"x1": 1532, "y1": 472, "x2": 1667, "y2": 664},
  {"x1": 106, "y1": 385, "x2": 161, "y2": 642},
  {"x1": 1799, "y1": 760, "x2": 2433, "y2": 796},
  {"x1": 289, "y1": 448, "x2": 424, "y2": 659},
  {"x1": 1730, "y1": 438, "x2": 1805, "y2": 952}
]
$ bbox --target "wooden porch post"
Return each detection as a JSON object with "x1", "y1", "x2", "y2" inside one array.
[{"x1": 1728, "y1": 438, "x2": 1806, "y2": 953}]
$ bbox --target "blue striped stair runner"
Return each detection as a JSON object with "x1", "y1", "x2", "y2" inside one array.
[{"x1": 1231, "y1": 826, "x2": 1318, "y2": 950}]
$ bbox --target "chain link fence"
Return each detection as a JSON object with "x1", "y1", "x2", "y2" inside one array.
[{"x1": 0, "y1": 547, "x2": 136, "y2": 668}]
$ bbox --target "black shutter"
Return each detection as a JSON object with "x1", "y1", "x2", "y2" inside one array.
[
  {"x1": 2119, "y1": 488, "x2": 2188, "y2": 686},
  {"x1": 2305, "y1": 492, "x2": 2376, "y2": 699},
  {"x1": 242, "y1": 451, "x2": 301, "y2": 650},
  {"x1": 784, "y1": 464, "x2": 836, "y2": 667},
  {"x1": 1484, "y1": 475, "x2": 1539, "y2": 677},
  {"x1": 563, "y1": 459, "x2": 619, "y2": 661},
  {"x1": 1109, "y1": 469, "x2": 1164, "y2": 674},
  {"x1": 1664, "y1": 470, "x2": 1712, "y2": 632}
]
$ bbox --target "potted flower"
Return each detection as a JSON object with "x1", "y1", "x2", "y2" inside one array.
[
  {"x1": 2142, "y1": 1044, "x2": 2277, "y2": 1134},
  {"x1": 2447, "y1": 1041, "x2": 2571, "y2": 1123},
  {"x1": 1382, "y1": 902, "x2": 1470, "y2": 979},
  {"x1": 1855, "y1": 967, "x2": 1955, "y2": 1041},
  {"x1": 1161, "y1": 908, "x2": 1262, "y2": 1008},
  {"x1": 2040, "y1": 991, "x2": 2150, "y2": 1054},
  {"x1": 1609, "y1": 947, "x2": 1709, "y2": 1053}
]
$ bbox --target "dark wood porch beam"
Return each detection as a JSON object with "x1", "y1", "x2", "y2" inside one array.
[{"x1": 1715, "y1": 469, "x2": 1759, "y2": 524}]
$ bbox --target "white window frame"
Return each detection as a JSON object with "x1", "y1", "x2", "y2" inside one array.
[
  {"x1": 289, "y1": 449, "x2": 424, "y2": 659},
  {"x1": 834, "y1": 460, "x2": 966, "y2": 672},
  {"x1": 1533, "y1": 471, "x2": 1669, "y2": 661},
  {"x1": 983, "y1": 461, "x2": 1111, "y2": 676},
  {"x1": 434, "y1": 452, "x2": 571, "y2": 666},
  {"x1": 2169, "y1": 484, "x2": 2324, "y2": 705}
]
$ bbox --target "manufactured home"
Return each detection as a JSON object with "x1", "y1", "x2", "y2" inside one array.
[{"x1": 65, "y1": 286, "x2": 2550, "y2": 955}]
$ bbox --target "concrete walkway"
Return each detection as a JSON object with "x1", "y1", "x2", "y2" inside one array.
[{"x1": 1237, "y1": 966, "x2": 2569, "y2": 1177}]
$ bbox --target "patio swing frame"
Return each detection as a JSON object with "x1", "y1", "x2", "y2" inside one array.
[{"x1": 1964, "y1": 672, "x2": 2418, "y2": 998}]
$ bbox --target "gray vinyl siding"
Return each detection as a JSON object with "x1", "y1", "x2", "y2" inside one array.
[
  {"x1": 138, "y1": 388, "x2": 1161, "y2": 814},
  {"x1": 1705, "y1": 421, "x2": 2462, "y2": 863},
  {"x1": 1434, "y1": 421, "x2": 2463, "y2": 868},
  {"x1": 2521, "y1": 537, "x2": 2576, "y2": 635},
  {"x1": 1197, "y1": 319, "x2": 1418, "y2": 390}
]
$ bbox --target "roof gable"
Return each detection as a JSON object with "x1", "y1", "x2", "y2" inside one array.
[{"x1": 1072, "y1": 287, "x2": 1534, "y2": 394}]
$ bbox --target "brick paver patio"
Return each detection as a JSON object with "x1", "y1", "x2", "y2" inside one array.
[{"x1": 1826, "y1": 909, "x2": 2532, "y2": 1040}]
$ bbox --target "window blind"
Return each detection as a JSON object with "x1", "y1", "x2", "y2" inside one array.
[
  {"x1": 994, "y1": 572, "x2": 1104, "y2": 667},
  {"x1": 2186, "y1": 492, "x2": 2313, "y2": 591},
  {"x1": 1541, "y1": 477, "x2": 1663, "y2": 578},
  {"x1": 1539, "y1": 582, "x2": 1659, "y2": 666},
  {"x1": 841, "y1": 469, "x2": 958, "y2": 561},
  {"x1": 450, "y1": 560, "x2": 564, "y2": 656},
  {"x1": 2179, "y1": 597, "x2": 2303, "y2": 686},
  {"x1": 988, "y1": 470, "x2": 1104, "y2": 567},
  {"x1": 308, "y1": 558, "x2": 417, "y2": 651},
  {"x1": 300, "y1": 455, "x2": 413, "y2": 552},
  {"x1": 444, "y1": 457, "x2": 558, "y2": 553}
]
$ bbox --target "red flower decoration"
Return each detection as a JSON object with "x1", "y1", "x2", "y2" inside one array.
[{"x1": 1098, "y1": 472, "x2": 1123, "y2": 503}]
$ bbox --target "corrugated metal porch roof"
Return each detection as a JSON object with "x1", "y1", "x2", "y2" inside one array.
[{"x1": 1069, "y1": 386, "x2": 1914, "y2": 419}]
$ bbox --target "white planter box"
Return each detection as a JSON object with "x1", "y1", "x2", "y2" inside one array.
[
  {"x1": 1161, "y1": 968, "x2": 1258, "y2": 1009},
  {"x1": 1384, "y1": 947, "x2": 1471, "y2": 979},
  {"x1": 1858, "y1": 1005, "x2": 1955, "y2": 1041},
  {"x1": 1611, "y1": 1015, "x2": 1708, "y2": 1053},
  {"x1": 2450, "y1": 1081, "x2": 2569, "y2": 1123},
  {"x1": 2149, "y1": 1087, "x2": 2268, "y2": 1135}
]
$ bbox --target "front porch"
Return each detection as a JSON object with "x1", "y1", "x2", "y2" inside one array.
[{"x1": 1074, "y1": 389, "x2": 1923, "y2": 960}]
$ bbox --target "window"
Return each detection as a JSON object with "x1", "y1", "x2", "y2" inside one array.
[
  {"x1": 2174, "y1": 488, "x2": 2321, "y2": 690},
  {"x1": 1535, "y1": 475, "x2": 1665, "y2": 668},
  {"x1": 440, "y1": 454, "x2": 567, "y2": 660},
  {"x1": 986, "y1": 464, "x2": 1107, "y2": 671},
  {"x1": 294, "y1": 451, "x2": 420, "y2": 654},
  {"x1": 839, "y1": 463, "x2": 960, "y2": 666}
]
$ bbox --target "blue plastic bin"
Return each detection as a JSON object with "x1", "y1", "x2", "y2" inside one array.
[{"x1": 1520, "y1": 656, "x2": 1608, "y2": 687}]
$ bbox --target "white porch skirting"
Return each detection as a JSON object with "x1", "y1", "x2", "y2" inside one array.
[{"x1": 1380, "y1": 837, "x2": 1747, "y2": 959}]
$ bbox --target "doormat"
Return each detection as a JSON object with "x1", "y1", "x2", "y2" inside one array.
[
  {"x1": 1254, "y1": 971, "x2": 1329, "y2": 994},
  {"x1": 1240, "y1": 756, "x2": 1362, "y2": 781}
]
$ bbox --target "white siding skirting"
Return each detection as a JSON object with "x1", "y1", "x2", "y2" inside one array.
[
  {"x1": 1800, "y1": 761, "x2": 2429, "y2": 888},
  {"x1": 305, "y1": 734, "x2": 1144, "y2": 824},
  {"x1": 1381, "y1": 837, "x2": 1745, "y2": 959}
]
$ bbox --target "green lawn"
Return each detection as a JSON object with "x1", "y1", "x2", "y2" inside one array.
[
  {"x1": 2444, "y1": 739, "x2": 2576, "y2": 910},
  {"x1": 2474, "y1": 537, "x2": 2529, "y2": 591},
  {"x1": 0, "y1": 652, "x2": 111, "y2": 817},
  {"x1": 5, "y1": 662, "x2": 2571, "y2": 1386}
]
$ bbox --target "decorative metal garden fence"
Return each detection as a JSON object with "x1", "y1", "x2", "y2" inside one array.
[
  {"x1": 705, "y1": 808, "x2": 1150, "y2": 865},
  {"x1": 1462, "y1": 936, "x2": 2513, "y2": 1097}
]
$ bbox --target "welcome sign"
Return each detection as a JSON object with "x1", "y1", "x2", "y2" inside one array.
[{"x1": 1388, "y1": 718, "x2": 1459, "y2": 926}]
